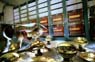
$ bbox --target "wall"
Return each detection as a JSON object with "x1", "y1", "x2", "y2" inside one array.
[
  {"x1": 93, "y1": 0, "x2": 95, "y2": 5},
  {"x1": 0, "y1": 2, "x2": 4, "y2": 23},
  {"x1": 4, "y1": 6, "x2": 14, "y2": 24},
  {"x1": 0, "y1": 2, "x2": 5, "y2": 13}
]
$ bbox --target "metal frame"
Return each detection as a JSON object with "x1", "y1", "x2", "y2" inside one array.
[
  {"x1": 82, "y1": 0, "x2": 90, "y2": 40},
  {"x1": 18, "y1": 6, "x2": 22, "y2": 23},
  {"x1": 36, "y1": 0, "x2": 40, "y2": 27},
  {"x1": 47, "y1": 0, "x2": 54, "y2": 36},
  {"x1": 62, "y1": 0, "x2": 69, "y2": 40},
  {"x1": 26, "y1": 2, "x2": 29, "y2": 23}
]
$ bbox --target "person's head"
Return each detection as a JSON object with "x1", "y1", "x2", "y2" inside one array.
[{"x1": 3, "y1": 25, "x2": 14, "y2": 40}]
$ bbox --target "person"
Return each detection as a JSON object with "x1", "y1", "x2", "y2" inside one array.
[
  {"x1": 2, "y1": 26, "x2": 14, "y2": 53},
  {"x1": 10, "y1": 31, "x2": 30, "y2": 51},
  {"x1": 18, "y1": 31, "x2": 31, "y2": 50}
]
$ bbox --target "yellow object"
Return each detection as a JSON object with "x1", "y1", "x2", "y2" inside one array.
[
  {"x1": 58, "y1": 42, "x2": 73, "y2": 47},
  {"x1": 73, "y1": 37, "x2": 88, "y2": 44},
  {"x1": 79, "y1": 52, "x2": 95, "y2": 61},
  {"x1": 69, "y1": 14, "x2": 80, "y2": 19},
  {"x1": 33, "y1": 56, "x2": 56, "y2": 62},
  {"x1": 9, "y1": 41, "x2": 19, "y2": 51}
]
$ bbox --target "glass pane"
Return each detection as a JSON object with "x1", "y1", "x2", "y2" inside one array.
[
  {"x1": 14, "y1": 19, "x2": 20, "y2": 23},
  {"x1": 30, "y1": 19, "x2": 37, "y2": 23},
  {"x1": 39, "y1": 12, "x2": 48, "y2": 17},
  {"x1": 39, "y1": 7, "x2": 48, "y2": 13},
  {"x1": 14, "y1": 12, "x2": 19, "y2": 16},
  {"x1": 68, "y1": 9, "x2": 84, "y2": 36},
  {"x1": 21, "y1": 17, "x2": 27, "y2": 21},
  {"x1": 67, "y1": 3, "x2": 82, "y2": 11},
  {"x1": 21, "y1": 10, "x2": 27, "y2": 14},
  {"x1": 40, "y1": 16, "x2": 48, "y2": 25},
  {"x1": 29, "y1": 15, "x2": 37, "y2": 19},
  {"x1": 28, "y1": 11, "x2": 36, "y2": 15},
  {"x1": 14, "y1": 8, "x2": 19, "y2": 13},
  {"x1": 38, "y1": 0, "x2": 47, "y2": 4},
  {"x1": 20, "y1": 5, "x2": 27, "y2": 10},
  {"x1": 28, "y1": 2, "x2": 36, "y2": 7},
  {"x1": 51, "y1": 8, "x2": 63, "y2": 15},
  {"x1": 52, "y1": 14, "x2": 63, "y2": 25},
  {"x1": 28, "y1": 6, "x2": 36, "y2": 11},
  {"x1": 21, "y1": 14, "x2": 27, "y2": 18},
  {"x1": 40, "y1": 17, "x2": 49, "y2": 36},
  {"x1": 51, "y1": 3, "x2": 62, "y2": 10},
  {"x1": 52, "y1": 14, "x2": 64, "y2": 36},
  {"x1": 14, "y1": 16, "x2": 19, "y2": 19},
  {"x1": 50, "y1": 0, "x2": 62, "y2": 4},
  {"x1": 66, "y1": 0, "x2": 81, "y2": 5},
  {"x1": 53, "y1": 25, "x2": 64, "y2": 36},
  {"x1": 38, "y1": 2, "x2": 47, "y2": 8}
]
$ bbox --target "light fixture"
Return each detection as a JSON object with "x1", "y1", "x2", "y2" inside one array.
[{"x1": 21, "y1": 23, "x2": 36, "y2": 27}]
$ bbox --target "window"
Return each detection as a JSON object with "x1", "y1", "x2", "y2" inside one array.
[
  {"x1": 28, "y1": 6, "x2": 36, "y2": 11},
  {"x1": 40, "y1": 17, "x2": 49, "y2": 36},
  {"x1": 50, "y1": 0, "x2": 62, "y2": 4},
  {"x1": 14, "y1": 19, "x2": 20, "y2": 23},
  {"x1": 28, "y1": 2, "x2": 36, "y2": 7},
  {"x1": 39, "y1": 8, "x2": 48, "y2": 13},
  {"x1": 38, "y1": 0, "x2": 47, "y2": 4},
  {"x1": 13, "y1": 0, "x2": 89, "y2": 37},
  {"x1": 68, "y1": 9, "x2": 84, "y2": 36},
  {"x1": 51, "y1": 8, "x2": 63, "y2": 15},
  {"x1": 20, "y1": 5, "x2": 27, "y2": 10},
  {"x1": 30, "y1": 19, "x2": 37, "y2": 23},
  {"x1": 52, "y1": 14, "x2": 64, "y2": 36},
  {"x1": 29, "y1": 11, "x2": 37, "y2": 16},
  {"x1": 39, "y1": 12, "x2": 48, "y2": 17},
  {"x1": 13, "y1": 0, "x2": 64, "y2": 36},
  {"x1": 14, "y1": 8, "x2": 19, "y2": 13},
  {"x1": 21, "y1": 17, "x2": 27, "y2": 21},
  {"x1": 29, "y1": 15, "x2": 37, "y2": 19},
  {"x1": 21, "y1": 14, "x2": 27, "y2": 18},
  {"x1": 38, "y1": 2, "x2": 47, "y2": 8},
  {"x1": 21, "y1": 10, "x2": 27, "y2": 14},
  {"x1": 14, "y1": 16, "x2": 20, "y2": 20},
  {"x1": 51, "y1": 3, "x2": 62, "y2": 10},
  {"x1": 67, "y1": 3, "x2": 82, "y2": 11},
  {"x1": 14, "y1": 12, "x2": 19, "y2": 16},
  {"x1": 14, "y1": 8, "x2": 20, "y2": 23},
  {"x1": 66, "y1": 0, "x2": 81, "y2": 5}
]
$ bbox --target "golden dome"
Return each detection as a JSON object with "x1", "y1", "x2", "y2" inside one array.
[{"x1": 73, "y1": 37, "x2": 88, "y2": 44}]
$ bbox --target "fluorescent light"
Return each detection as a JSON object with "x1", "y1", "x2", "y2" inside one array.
[{"x1": 21, "y1": 23, "x2": 36, "y2": 27}]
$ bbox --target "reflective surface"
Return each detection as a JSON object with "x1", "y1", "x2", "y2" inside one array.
[
  {"x1": 57, "y1": 42, "x2": 77, "y2": 58},
  {"x1": 79, "y1": 52, "x2": 95, "y2": 61}
]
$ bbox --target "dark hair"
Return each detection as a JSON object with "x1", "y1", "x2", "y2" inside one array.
[{"x1": 4, "y1": 25, "x2": 14, "y2": 38}]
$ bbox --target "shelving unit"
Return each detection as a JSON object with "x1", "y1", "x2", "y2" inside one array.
[
  {"x1": 68, "y1": 9, "x2": 84, "y2": 36},
  {"x1": 40, "y1": 16, "x2": 49, "y2": 36},
  {"x1": 52, "y1": 13, "x2": 64, "y2": 36},
  {"x1": 89, "y1": 6, "x2": 95, "y2": 40},
  {"x1": 30, "y1": 19, "x2": 37, "y2": 23}
]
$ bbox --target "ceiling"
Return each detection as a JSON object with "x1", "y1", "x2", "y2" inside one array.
[{"x1": 0, "y1": 0, "x2": 31, "y2": 6}]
